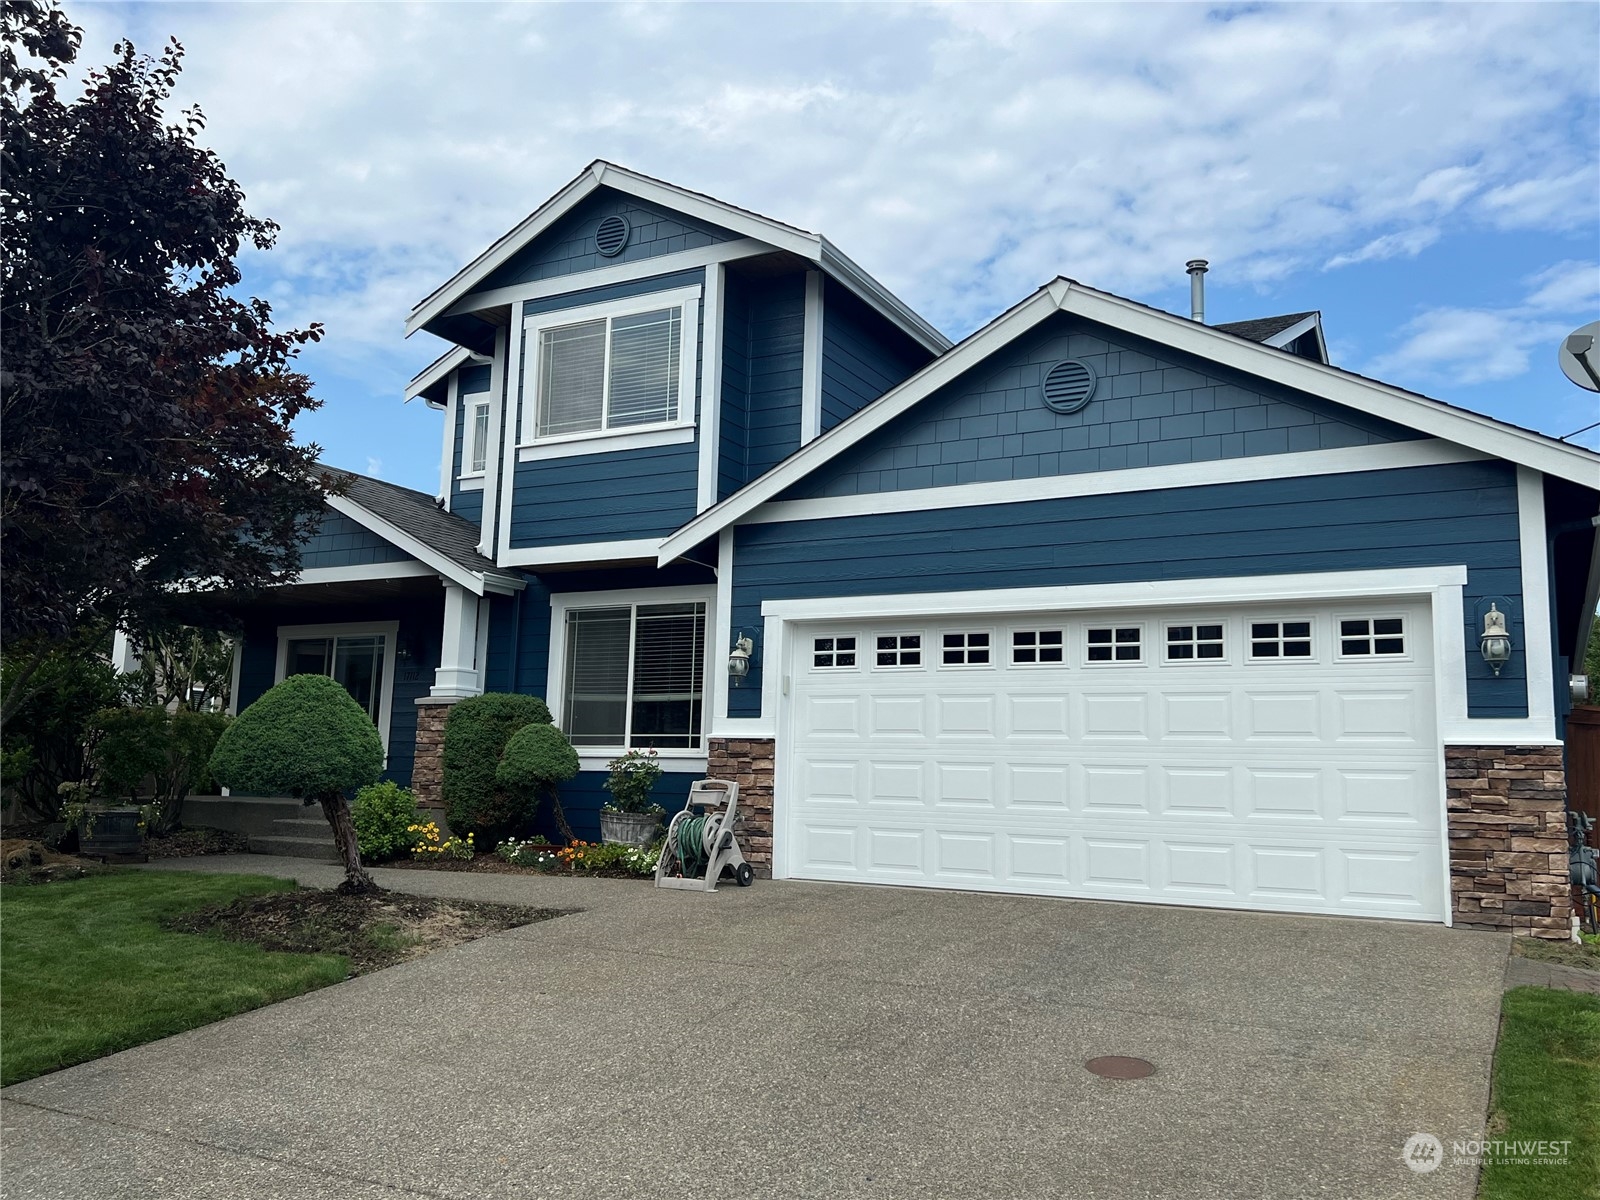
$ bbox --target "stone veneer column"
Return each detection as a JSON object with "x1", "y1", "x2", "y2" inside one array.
[
  {"x1": 1446, "y1": 745, "x2": 1571, "y2": 939},
  {"x1": 708, "y1": 737, "x2": 775, "y2": 877},
  {"x1": 411, "y1": 697, "x2": 459, "y2": 813}
]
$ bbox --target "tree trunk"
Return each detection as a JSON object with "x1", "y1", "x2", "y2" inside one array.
[
  {"x1": 318, "y1": 793, "x2": 378, "y2": 893},
  {"x1": 544, "y1": 786, "x2": 577, "y2": 844}
]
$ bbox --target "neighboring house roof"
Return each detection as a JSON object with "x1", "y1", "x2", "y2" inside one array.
[
  {"x1": 406, "y1": 159, "x2": 952, "y2": 356},
  {"x1": 316, "y1": 466, "x2": 524, "y2": 595},
  {"x1": 1214, "y1": 312, "x2": 1317, "y2": 342},
  {"x1": 1215, "y1": 311, "x2": 1328, "y2": 364},
  {"x1": 657, "y1": 276, "x2": 1600, "y2": 564}
]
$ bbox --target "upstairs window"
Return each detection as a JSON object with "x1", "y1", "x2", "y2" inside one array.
[
  {"x1": 467, "y1": 398, "x2": 491, "y2": 474},
  {"x1": 531, "y1": 298, "x2": 692, "y2": 440}
]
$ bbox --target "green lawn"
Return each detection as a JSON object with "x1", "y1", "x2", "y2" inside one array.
[
  {"x1": 1, "y1": 872, "x2": 348, "y2": 1086},
  {"x1": 1480, "y1": 987, "x2": 1600, "y2": 1200}
]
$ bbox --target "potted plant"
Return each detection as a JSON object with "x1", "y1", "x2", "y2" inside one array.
[
  {"x1": 58, "y1": 781, "x2": 148, "y2": 861},
  {"x1": 600, "y1": 749, "x2": 665, "y2": 847}
]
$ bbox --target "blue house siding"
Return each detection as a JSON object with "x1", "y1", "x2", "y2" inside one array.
[
  {"x1": 232, "y1": 596, "x2": 444, "y2": 788},
  {"x1": 301, "y1": 512, "x2": 415, "y2": 569},
  {"x1": 718, "y1": 272, "x2": 753, "y2": 501},
  {"x1": 729, "y1": 460, "x2": 1528, "y2": 720},
  {"x1": 717, "y1": 270, "x2": 805, "y2": 495},
  {"x1": 450, "y1": 364, "x2": 492, "y2": 523},
  {"x1": 787, "y1": 314, "x2": 1420, "y2": 501},
  {"x1": 504, "y1": 271, "x2": 707, "y2": 550},
  {"x1": 479, "y1": 189, "x2": 737, "y2": 291},
  {"x1": 819, "y1": 278, "x2": 931, "y2": 433},
  {"x1": 534, "y1": 770, "x2": 699, "y2": 843}
]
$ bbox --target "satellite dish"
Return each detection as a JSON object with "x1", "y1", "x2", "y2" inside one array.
[{"x1": 1559, "y1": 320, "x2": 1600, "y2": 392}]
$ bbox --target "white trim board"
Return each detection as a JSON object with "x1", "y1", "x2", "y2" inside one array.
[
  {"x1": 322, "y1": 491, "x2": 521, "y2": 597},
  {"x1": 743, "y1": 440, "x2": 1488, "y2": 527},
  {"x1": 293, "y1": 561, "x2": 438, "y2": 586},
  {"x1": 1515, "y1": 466, "x2": 1557, "y2": 733},
  {"x1": 697, "y1": 263, "x2": 725, "y2": 513},
  {"x1": 407, "y1": 160, "x2": 949, "y2": 355},
  {"x1": 438, "y1": 371, "x2": 457, "y2": 504},
  {"x1": 479, "y1": 326, "x2": 510, "y2": 557},
  {"x1": 800, "y1": 270, "x2": 824, "y2": 444},
  {"x1": 406, "y1": 344, "x2": 484, "y2": 404},
  {"x1": 657, "y1": 279, "x2": 1600, "y2": 562},
  {"x1": 500, "y1": 538, "x2": 664, "y2": 568},
  {"x1": 518, "y1": 424, "x2": 693, "y2": 463}
]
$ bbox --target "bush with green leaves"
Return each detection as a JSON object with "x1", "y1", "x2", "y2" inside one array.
[
  {"x1": 89, "y1": 707, "x2": 169, "y2": 802},
  {"x1": 440, "y1": 693, "x2": 552, "y2": 842},
  {"x1": 1, "y1": 640, "x2": 121, "y2": 819},
  {"x1": 209, "y1": 674, "x2": 383, "y2": 892},
  {"x1": 351, "y1": 781, "x2": 422, "y2": 862},
  {"x1": 496, "y1": 721, "x2": 579, "y2": 842}
]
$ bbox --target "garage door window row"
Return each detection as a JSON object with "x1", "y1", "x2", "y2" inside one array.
[{"x1": 811, "y1": 614, "x2": 1407, "y2": 672}]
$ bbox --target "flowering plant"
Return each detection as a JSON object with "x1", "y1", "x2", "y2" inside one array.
[
  {"x1": 495, "y1": 836, "x2": 558, "y2": 869},
  {"x1": 602, "y1": 748, "x2": 664, "y2": 816},
  {"x1": 408, "y1": 821, "x2": 474, "y2": 860}
]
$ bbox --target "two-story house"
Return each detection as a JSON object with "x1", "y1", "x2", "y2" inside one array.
[{"x1": 218, "y1": 160, "x2": 1599, "y2": 937}]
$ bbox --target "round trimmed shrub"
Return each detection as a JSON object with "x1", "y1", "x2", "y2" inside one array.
[
  {"x1": 209, "y1": 674, "x2": 383, "y2": 800},
  {"x1": 351, "y1": 781, "x2": 422, "y2": 862},
  {"x1": 497, "y1": 722, "x2": 579, "y2": 796},
  {"x1": 441, "y1": 692, "x2": 551, "y2": 841}
]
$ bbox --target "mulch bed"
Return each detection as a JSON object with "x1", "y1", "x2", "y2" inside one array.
[
  {"x1": 383, "y1": 854, "x2": 649, "y2": 880},
  {"x1": 145, "y1": 826, "x2": 251, "y2": 858},
  {"x1": 164, "y1": 889, "x2": 566, "y2": 975},
  {"x1": 0, "y1": 839, "x2": 108, "y2": 885}
]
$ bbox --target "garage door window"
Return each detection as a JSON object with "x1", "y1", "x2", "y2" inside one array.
[
  {"x1": 813, "y1": 636, "x2": 858, "y2": 669},
  {"x1": 1166, "y1": 623, "x2": 1225, "y2": 662},
  {"x1": 562, "y1": 601, "x2": 706, "y2": 749},
  {"x1": 1086, "y1": 626, "x2": 1142, "y2": 663},
  {"x1": 876, "y1": 634, "x2": 922, "y2": 668},
  {"x1": 941, "y1": 632, "x2": 991, "y2": 666},
  {"x1": 1338, "y1": 617, "x2": 1406, "y2": 658},
  {"x1": 1251, "y1": 621, "x2": 1313, "y2": 659},
  {"x1": 1012, "y1": 629, "x2": 1064, "y2": 665}
]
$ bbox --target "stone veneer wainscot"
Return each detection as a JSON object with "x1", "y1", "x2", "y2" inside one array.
[
  {"x1": 708, "y1": 737, "x2": 775, "y2": 877},
  {"x1": 1446, "y1": 745, "x2": 1571, "y2": 939}
]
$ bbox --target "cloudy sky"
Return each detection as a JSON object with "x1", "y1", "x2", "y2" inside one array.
[{"x1": 73, "y1": 1, "x2": 1600, "y2": 489}]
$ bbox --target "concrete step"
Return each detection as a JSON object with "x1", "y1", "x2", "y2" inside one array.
[
  {"x1": 184, "y1": 796, "x2": 307, "y2": 837},
  {"x1": 248, "y1": 834, "x2": 342, "y2": 862},
  {"x1": 269, "y1": 817, "x2": 334, "y2": 835}
]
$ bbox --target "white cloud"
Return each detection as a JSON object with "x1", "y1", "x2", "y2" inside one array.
[
  {"x1": 365, "y1": 457, "x2": 384, "y2": 480},
  {"x1": 58, "y1": 1, "x2": 1599, "y2": 476},
  {"x1": 1325, "y1": 227, "x2": 1441, "y2": 270},
  {"x1": 1523, "y1": 261, "x2": 1600, "y2": 313}
]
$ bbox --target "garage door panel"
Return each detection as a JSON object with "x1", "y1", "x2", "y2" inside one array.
[{"x1": 786, "y1": 599, "x2": 1443, "y2": 922}]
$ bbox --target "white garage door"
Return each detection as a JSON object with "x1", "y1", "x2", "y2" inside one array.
[{"x1": 784, "y1": 599, "x2": 1445, "y2": 921}]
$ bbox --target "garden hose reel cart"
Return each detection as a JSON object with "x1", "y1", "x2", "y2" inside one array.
[{"x1": 655, "y1": 778, "x2": 754, "y2": 891}]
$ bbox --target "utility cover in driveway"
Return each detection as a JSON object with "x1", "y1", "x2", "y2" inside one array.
[{"x1": 784, "y1": 599, "x2": 1444, "y2": 920}]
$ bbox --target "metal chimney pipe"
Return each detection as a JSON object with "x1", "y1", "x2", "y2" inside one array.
[{"x1": 1186, "y1": 259, "x2": 1209, "y2": 323}]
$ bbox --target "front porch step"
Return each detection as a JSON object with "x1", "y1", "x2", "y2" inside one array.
[{"x1": 247, "y1": 834, "x2": 342, "y2": 862}]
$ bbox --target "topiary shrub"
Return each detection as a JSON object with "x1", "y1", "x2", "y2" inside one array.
[
  {"x1": 351, "y1": 781, "x2": 422, "y2": 862},
  {"x1": 209, "y1": 674, "x2": 384, "y2": 892},
  {"x1": 497, "y1": 722, "x2": 580, "y2": 842},
  {"x1": 441, "y1": 693, "x2": 552, "y2": 843}
]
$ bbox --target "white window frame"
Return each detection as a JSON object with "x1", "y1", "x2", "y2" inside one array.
[
  {"x1": 1082, "y1": 622, "x2": 1146, "y2": 667},
  {"x1": 1011, "y1": 628, "x2": 1066, "y2": 667},
  {"x1": 939, "y1": 629, "x2": 995, "y2": 669},
  {"x1": 462, "y1": 394, "x2": 492, "y2": 478},
  {"x1": 871, "y1": 632, "x2": 925, "y2": 671},
  {"x1": 811, "y1": 634, "x2": 860, "y2": 671},
  {"x1": 1248, "y1": 617, "x2": 1317, "y2": 663},
  {"x1": 1162, "y1": 619, "x2": 1228, "y2": 666},
  {"x1": 1334, "y1": 611, "x2": 1413, "y2": 662},
  {"x1": 519, "y1": 286, "x2": 701, "y2": 452},
  {"x1": 274, "y1": 621, "x2": 399, "y2": 761},
  {"x1": 546, "y1": 585, "x2": 716, "y2": 767}
]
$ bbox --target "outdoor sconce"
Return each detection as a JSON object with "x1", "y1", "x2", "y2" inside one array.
[
  {"x1": 728, "y1": 632, "x2": 754, "y2": 687},
  {"x1": 1479, "y1": 604, "x2": 1512, "y2": 676}
]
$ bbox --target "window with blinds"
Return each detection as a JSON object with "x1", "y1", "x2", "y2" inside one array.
[
  {"x1": 562, "y1": 601, "x2": 705, "y2": 749},
  {"x1": 535, "y1": 305, "x2": 682, "y2": 438}
]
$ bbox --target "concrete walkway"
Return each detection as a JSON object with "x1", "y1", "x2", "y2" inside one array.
[{"x1": 2, "y1": 856, "x2": 1510, "y2": 1199}]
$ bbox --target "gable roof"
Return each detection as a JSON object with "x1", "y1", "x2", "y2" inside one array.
[
  {"x1": 1215, "y1": 312, "x2": 1314, "y2": 342},
  {"x1": 317, "y1": 466, "x2": 524, "y2": 595},
  {"x1": 1215, "y1": 311, "x2": 1328, "y2": 363},
  {"x1": 657, "y1": 277, "x2": 1600, "y2": 564},
  {"x1": 405, "y1": 160, "x2": 951, "y2": 355}
]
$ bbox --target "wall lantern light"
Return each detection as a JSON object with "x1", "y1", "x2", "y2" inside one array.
[
  {"x1": 728, "y1": 632, "x2": 754, "y2": 686},
  {"x1": 1479, "y1": 603, "x2": 1512, "y2": 676}
]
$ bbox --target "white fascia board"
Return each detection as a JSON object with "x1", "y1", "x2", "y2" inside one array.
[
  {"x1": 745, "y1": 440, "x2": 1488, "y2": 526},
  {"x1": 500, "y1": 538, "x2": 663, "y2": 568},
  {"x1": 656, "y1": 287, "x2": 1063, "y2": 564},
  {"x1": 407, "y1": 169, "x2": 603, "y2": 336},
  {"x1": 1062, "y1": 286, "x2": 1600, "y2": 488},
  {"x1": 406, "y1": 344, "x2": 490, "y2": 403},
  {"x1": 595, "y1": 163, "x2": 820, "y2": 259},
  {"x1": 444, "y1": 238, "x2": 770, "y2": 320},
  {"x1": 322, "y1": 492, "x2": 512, "y2": 596},
  {"x1": 757, "y1": 566, "x2": 1469, "y2": 622},
  {"x1": 1260, "y1": 312, "x2": 1322, "y2": 351},
  {"x1": 818, "y1": 239, "x2": 952, "y2": 354},
  {"x1": 293, "y1": 562, "x2": 438, "y2": 586}
]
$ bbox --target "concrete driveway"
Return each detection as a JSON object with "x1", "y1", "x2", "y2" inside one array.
[{"x1": 2, "y1": 858, "x2": 1507, "y2": 1199}]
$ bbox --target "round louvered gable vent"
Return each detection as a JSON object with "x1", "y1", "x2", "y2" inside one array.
[
  {"x1": 595, "y1": 214, "x2": 631, "y2": 257},
  {"x1": 1041, "y1": 359, "x2": 1098, "y2": 413}
]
